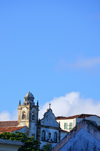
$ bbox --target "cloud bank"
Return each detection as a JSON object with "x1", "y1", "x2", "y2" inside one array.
[
  {"x1": 0, "y1": 110, "x2": 18, "y2": 121},
  {"x1": 39, "y1": 92, "x2": 100, "y2": 119},
  {"x1": 1, "y1": 92, "x2": 100, "y2": 121}
]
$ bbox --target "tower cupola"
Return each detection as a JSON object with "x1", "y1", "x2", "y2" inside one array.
[{"x1": 23, "y1": 91, "x2": 35, "y2": 105}]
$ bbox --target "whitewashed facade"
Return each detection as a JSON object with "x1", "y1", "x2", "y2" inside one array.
[
  {"x1": 18, "y1": 92, "x2": 61, "y2": 149},
  {"x1": 0, "y1": 139, "x2": 24, "y2": 151}
]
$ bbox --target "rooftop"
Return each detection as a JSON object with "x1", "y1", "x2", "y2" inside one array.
[
  {"x1": 0, "y1": 121, "x2": 18, "y2": 128},
  {"x1": 0, "y1": 126, "x2": 25, "y2": 133},
  {"x1": 55, "y1": 114, "x2": 100, "y2": 120}
]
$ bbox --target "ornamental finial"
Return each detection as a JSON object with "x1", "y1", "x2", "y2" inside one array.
[{"x1": 49, "y1": 103, "x2": 51, "y2": 109}]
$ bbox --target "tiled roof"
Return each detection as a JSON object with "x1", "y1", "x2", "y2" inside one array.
[
  {"x1": 0, "y1": 121, "x2": 18, "y2": 128},
  {"x1": 56, "y1": 114, "x2": 100, "y2": 120},
  {"x1": 0, "y1": 126, "x2": 25, "y2": 133}
]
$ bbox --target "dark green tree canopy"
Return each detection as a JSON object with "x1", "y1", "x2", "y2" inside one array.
[{"x1": 0, "y1": 131, "x2": 41, "y2": 151}]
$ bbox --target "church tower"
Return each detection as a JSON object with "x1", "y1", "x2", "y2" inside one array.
[{"x1": 18, "y1": 92, "x2": 39, "y2": 139}]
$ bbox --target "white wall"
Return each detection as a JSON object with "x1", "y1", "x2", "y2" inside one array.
[
  {"x1": 56, "y1": 119, "x2": 76, "y2": 132},
  {"x1": 0, "y1": 139, "x2": 24, "y2": 151},
  {"x1": 29, "y1": 122, "x2": 37, "y2": 139},
  {"x1": 40, "y1": 127, "x2": 59, "y2": 149}
]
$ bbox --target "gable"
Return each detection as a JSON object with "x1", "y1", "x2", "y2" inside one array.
[
  {"x1": 52, "y1": 119, "x2": 100, "y2": 151},
  {"x1": 59, "y1": 128, "x2": 100, "y2": 151},
  {"x1": 40, "y1": 109, "x2": 59, "y2": 128}
]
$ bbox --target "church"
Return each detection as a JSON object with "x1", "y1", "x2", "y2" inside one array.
[
  {"x1": 18, "y1": 91, "x2": 61, "y2": 149},
  {"x1": 0, "y1": 92, "x2": 67, "y2": 149},
  {"x1": 0, "y1": 91, "x2": 100, "y2": 150}
]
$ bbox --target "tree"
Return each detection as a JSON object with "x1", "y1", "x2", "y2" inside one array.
[
  {"x1": 42, "y1": 144, "x2": 51, "y2": 151},
  {"x1": 0, "y1": 131, "x2": 41, "y2": 151}
]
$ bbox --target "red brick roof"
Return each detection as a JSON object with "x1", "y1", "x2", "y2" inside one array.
[
  {"x1": 0, "y1": 126, "x2": 25, "y2": 133},
  {"x1": 0, "y1": 121, "x2": 18, "y2": 128},
  {"x1": 56, "y1": 114, "x2": 100, "y2": 120}
]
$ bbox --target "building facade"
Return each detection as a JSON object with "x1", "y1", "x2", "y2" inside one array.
[
  {"x1": 1, "y1": 91, "x2": 100, "y2": 150},
  {"x1": 56, "y1": 114, "x2": 100, "y2": 132},
  {"x1": 18, "y1": 92, "x2": 61, "y2": 149}
]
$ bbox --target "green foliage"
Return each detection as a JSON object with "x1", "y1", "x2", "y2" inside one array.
[
  {"x1": 0, "y1": 131, "x2": 41, "y2": 151},
  {"x1": 42, "y1": 144, "x2": 51, "y2": 151}
]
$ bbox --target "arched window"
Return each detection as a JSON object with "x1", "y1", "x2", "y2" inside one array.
[
  {"x1": 42, "y1": 130, "x2": 45, "y2": 141},
  {"x1": 54, "y1": 132, "x2": 57, "y2": 143},
  {"x1": 32, "y1": 111, "x2": 35, "y2": 120},
  {"x1": 22, "y1": 111, "x2": 26, "y2": 120}
]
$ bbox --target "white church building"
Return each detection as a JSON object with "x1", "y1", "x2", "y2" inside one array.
[{"x1": 18, "y1": 92, "x2": 62, "y2": 149}]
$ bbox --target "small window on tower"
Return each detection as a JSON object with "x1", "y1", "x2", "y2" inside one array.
[
  {"x1": 32, "y1": 111, "x2": 35, "y2": 120},
  {"x1": 22, "y1": 111, "x2": 26, "y2": 120}
]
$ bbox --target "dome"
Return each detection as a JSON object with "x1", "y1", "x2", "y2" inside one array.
[{"x1": 24, "y1": 92, "x2": 34, "y2": 99}]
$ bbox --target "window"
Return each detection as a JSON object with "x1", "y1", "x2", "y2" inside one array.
[
  {"x1": 54, "y1": 132, "x2": 57, "y2": 143},
  {"x1": 42, "y1": 130, "x2": 45, "y2": 141},
  {"x1": 22, "y1": 111, "x2": 26, "y2": 120},
  {"x1": 32, "y1": 111, "x2": 35, "y2": 120},
  {"x1": 69, "y1": 122, "x2": 73, "y2": 129},
  {"x1": 64, "y1": 123, "x2": 67, "y2": 130}
]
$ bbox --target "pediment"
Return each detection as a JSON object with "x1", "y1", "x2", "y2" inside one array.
[{"x1": 40, "y1": 109, "x2": 59, "y2": 128}]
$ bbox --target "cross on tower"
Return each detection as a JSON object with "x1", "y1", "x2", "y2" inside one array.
[{"x1": 49, "y1": 103, "x2": 51, "y2": 109}]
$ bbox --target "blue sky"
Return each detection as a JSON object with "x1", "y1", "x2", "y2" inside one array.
[{"x1": 0, "y1": 0, "x2": 100, "y2": 120}]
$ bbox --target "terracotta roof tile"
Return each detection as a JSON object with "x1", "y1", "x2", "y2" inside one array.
[
  {"x1": 0, "y1": 126, "x2": 25, "y2": 133},
  {"x1": 0, "y1": 121, "x2": 18, "y2": 128}
]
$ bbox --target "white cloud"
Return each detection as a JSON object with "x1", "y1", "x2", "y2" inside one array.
[
  {"x1": 69, "y1": 57, "x2": 100, "y2": 69},
  {"x1": 56, "y1": 57, "x2": 100, "y2": 71},
  {"x1": 0, "y1": 111, "x2": 11, "y2": 121},
  {"x1": 0, "y1": 110, "x2": 18, "y2": 121},
  {"x1": 1, "y1": 93, "x2": 100, "y2": 121},
  {"x1": 39, "y1": 92, "x2": 100, "y2": 119}
]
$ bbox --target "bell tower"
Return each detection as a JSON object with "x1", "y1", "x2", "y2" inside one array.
[{"x1": 18, "y1": 92, "x2": 39, "y2": 138}]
